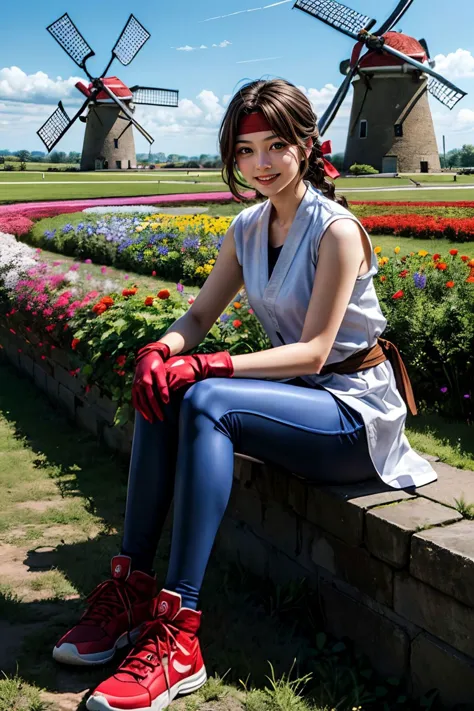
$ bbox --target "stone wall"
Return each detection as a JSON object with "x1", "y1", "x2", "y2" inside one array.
[{"x1": 1, "y1": 325, "x2": 474, "y2": 708}]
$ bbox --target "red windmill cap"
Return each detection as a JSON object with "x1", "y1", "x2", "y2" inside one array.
[
  {"x1": 351, "y1": 32, "x2": 428, "y2": 69},
  {"x1": 88, "y1": 77, "x2": 133, "y2": 103}
]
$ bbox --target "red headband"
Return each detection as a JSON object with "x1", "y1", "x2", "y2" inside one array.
[
  {"x1": 237, "y1": 111, "x2": 272, "y2": 135},
  {"x1": 236, "y1": 111, "x2": 340, "y2": 180}
]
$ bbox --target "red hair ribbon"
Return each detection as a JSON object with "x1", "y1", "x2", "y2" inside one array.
[{"x1": 321, "y1": 140, "x2": 340, "y2": 180}]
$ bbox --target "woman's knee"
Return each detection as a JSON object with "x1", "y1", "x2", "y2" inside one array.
[{"x1": 180, "y1": 379, "x2": 228, "y2": 421}]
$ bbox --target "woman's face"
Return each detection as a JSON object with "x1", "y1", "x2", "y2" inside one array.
[{"x1": 234, "y1": 130, "x2": 311, "y2": 197}]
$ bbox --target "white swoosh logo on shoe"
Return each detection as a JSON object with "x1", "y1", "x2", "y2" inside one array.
[{"x1": 173, "y1": 659, "x2": 193, "y2": 674}]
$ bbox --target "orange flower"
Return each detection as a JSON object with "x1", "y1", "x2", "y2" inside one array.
[
  {"x1": 233, "y1": 301, "x2": 242, "y2": 309},
  {"x1": 380, "y1": 276, "x2": 386, "y2": 282},
  {"x1": 435, "y1": 262, "x2": 448, "y2": 271},
  {"x1": 469, "y1": 259, "x2": 474, "y2": 268},
  {"x1": 101, "y1": 296, "x2": 114, "y2": 306},
  {"x1": 392, "y1": 290, "x2": 404, "y2": 300},
  {"x1": 233, "y1": 319, "x2": 242, "y2": 328},
  {"x1": 157, "y1": 289, "x2": 170, "y2": 300},
  {"x1": 71, "y1": 338, "x2": 80, "y2": 350},
  {"x1": 446, "y1": 281, "x2": 455, "y2": 288},
  {"x1": 449, "y1": 249, "x2": 459, "y2": 256},
  {"x1": 144, "y1": 296, "x2": 154, "y2": 306},
  {"x1": 122, "y1": 287, "x2": 138, "y2": 297},
  {"x1": 466, "y1": 276, "x2": 474, "y2": 284},
  {"x1": 92, "y1": 303, "x2": 107, "y2": 315}
]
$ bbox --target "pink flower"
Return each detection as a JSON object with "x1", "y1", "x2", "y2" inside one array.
[
  {"x1": 188, "y1": 296, "x2": 195, "y2": 304},
  {"x1": 84, "y1": 258, "x2": 92, "y2": 264},
  {"x1": 101, "y1": 266, "x2": 107, "y2": 274}
]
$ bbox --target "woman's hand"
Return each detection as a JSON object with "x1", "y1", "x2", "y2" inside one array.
[
  {"x1": 131, "y1": 342, "x2": 171, "y2": 423},
  {"x1": 165, "y1": 351, "x2": 234, "y2": 392}
]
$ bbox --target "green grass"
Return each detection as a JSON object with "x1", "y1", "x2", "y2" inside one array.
[
  {"x1": 0, "y1": 674, "x2": 48, "y2": 711},
  {"x1": 0, "y1": 171, "x2": 223, "y2": 183},
  {"x1": 340, "y1": 188, "x2": 474, "y2": 202},
  {"x1": 2, "y1": 161, "x2": 79, "y2": 171}
]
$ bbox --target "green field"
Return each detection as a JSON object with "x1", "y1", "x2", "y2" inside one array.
[{"x1": 340, "y1": 188, "x2": 474, "y2": 202}]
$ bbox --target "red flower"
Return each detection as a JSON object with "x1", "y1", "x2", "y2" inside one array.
[
  {"x1": 152, "y1": 271, "x2": 157, "y2": 277},
  {"x1": 433, "y1": 253, "x2": 441, "y2": 261},
  {"x1": 144, "y1": 296, "x2": 154, "y2": 306},
  {"x1": 157, "y1": 289, "x2": 170, "y2": 300},
  {"x1": 115, "y1": 370, "x2": 126, "y2": 377},
  {"x1": 398, "y1": 269, "x2": 409, "y2": 278},
  {"x1": 461, "y1": 256, "x2": 470, "y2": 262},
  {"x1": 233, "y1": 319, "x2": 242, "y2": 328},
  {"x1": 466, "y1": 276, "x2": 474, "y2": 284},
  {"x1": 71, "y1": 338, "x2": 80, "y2": 350},
  {"x1": 101, "y1": 296, "x2": 114, "y2": 307},
  {"x1": 435, "y1": 262, "x2": 448, "y2": 271},
  {"x1": 92, "y1": 303, "x2": 107, "y2": 315},
  {"x1": 122, "y1": 287, "x2": 138, "y2": 297},
  {"x1": 392, "y1": 290, "x2": 404, "y2": 300},
  {"x1": 115, "y1": 355, "x2": 127, "y2": 367},
  {"x1": 446, "y1": 281, "x2": 455, "y2": 288},
  {"x1": 380, "y1": 276, "x2": 386, "y2": 282},
  {"x1": 449, "y1": 249, "x2": 459, "y2": 256}
]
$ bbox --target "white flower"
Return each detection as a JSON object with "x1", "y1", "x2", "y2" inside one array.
[{"x1": 0, "y1": 232, "x2": 37, "y2": 291}]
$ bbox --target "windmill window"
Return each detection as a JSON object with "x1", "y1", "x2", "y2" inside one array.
[
  {"x1": 394, "y1": 124, "x2": 403, "y2": 138},
  {"x1": 114, "y1": 139, "x2": 119, "y2": 149},
  {"x1": 359, "y1": 120, "x2": 368, "y2": 139}
]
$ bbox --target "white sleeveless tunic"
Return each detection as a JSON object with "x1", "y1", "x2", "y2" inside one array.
[{"x1": 232, "y1": 182, "x2": 437, "y2": 490}]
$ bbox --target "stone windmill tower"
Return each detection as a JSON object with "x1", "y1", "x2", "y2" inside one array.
[
  {"x1": 293, "y1": 0, "x2": 467, "y2": 174},
  {"x1": 37, "y1": 13, "x2": 179, "y2": 171}
]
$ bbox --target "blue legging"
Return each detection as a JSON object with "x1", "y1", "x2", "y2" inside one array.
[{"x1": 122, "y1": 377, "x2": 377, "y2": 608}]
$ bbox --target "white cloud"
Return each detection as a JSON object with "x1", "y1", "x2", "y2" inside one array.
[
  {"x1": 172, "y1": 40, "x2": 231, "y2": 52},
  {"x1": 298, "y1": 82, "x2": 353, "y2": 123},
  {"x1": 237, "y1": 56, "x2": 282, "y2": 63},
  {"x1": 0, "y1": 66, "x2": 83, "y2": 104},
  {"x1": 433, "y1": 49, "x2": 474, "y2": 79}
]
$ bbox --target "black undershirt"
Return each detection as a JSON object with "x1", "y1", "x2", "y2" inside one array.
[{"x1": 268, "y1": 243, "x2": 283, "y2": 278}]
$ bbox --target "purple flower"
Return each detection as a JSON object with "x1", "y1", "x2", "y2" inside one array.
[
  {"x1": 124, "y1": 275, "x2": 129, "y2": 280},
  {"x1": 84, "y1": 258, "x2": 92, "y2": 264},
  {"x1": 440, "y1": 387, "x2": 448, "y2": 394},
  {"x1": 176, "y1": 283, "x2": 184, "y2": 293},
  {"x1": 464, "y1": 394, "x2": 471, "y2": 399},
  {"x1": 220, "y1": 314, "x2": 230, "y2": 322},
  {"x1": 413, "y1": 273, "x2": 427, "y2": 289}
]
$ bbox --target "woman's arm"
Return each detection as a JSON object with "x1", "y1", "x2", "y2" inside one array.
[
  {"x1": 157, "y1": 224, "x2": 245, "y2": 357},
  {"x1": 231, "y1": 218, "x2": 366, "y2": 379}
]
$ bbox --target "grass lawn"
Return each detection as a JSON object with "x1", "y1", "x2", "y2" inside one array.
[
  {"x1": 340, "y1": 188, "x2": 474, "y2": 202},
  {"x1": 0, "y1": 172, "x2": 223, "y2": 183},
  {"x1": 0, "y1": 359, "x2": 435, "y2": 711}
]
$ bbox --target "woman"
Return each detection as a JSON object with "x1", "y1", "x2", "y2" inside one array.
[{"x1": 54, "y1": 79, "x2": 437, "y2": 711}]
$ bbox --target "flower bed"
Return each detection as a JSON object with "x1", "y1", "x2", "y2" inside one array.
[
  {"x1": 2, "y1": 226, "x2": 473, "y2": 422},
  {"x1": 360, "y1": 215, "x2": 474, "y2": 242}
]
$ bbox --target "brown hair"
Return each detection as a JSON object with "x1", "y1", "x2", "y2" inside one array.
[{"x1": 219, "y1": 78, "x2": 347, "y2": 206}]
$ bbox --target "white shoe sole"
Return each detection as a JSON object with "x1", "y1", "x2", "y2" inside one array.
[
  {"x1": 52, "y1": 626, "x2": 142, "y2": 666},
  {"x1": 86, "y1": 665, "x2": 208, "y2": 710}
]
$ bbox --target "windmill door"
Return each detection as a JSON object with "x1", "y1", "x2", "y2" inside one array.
[
  {"x1": 420, "y1": 161, "x2": 429, "y2": 173},
  {"x1": 382, "y1": 156, "x2": 398, "y2": 174}
]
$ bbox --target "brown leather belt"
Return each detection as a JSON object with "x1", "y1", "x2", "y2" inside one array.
[{"x1": 320, "y1": 337, "x2": 417, "y2": 416}]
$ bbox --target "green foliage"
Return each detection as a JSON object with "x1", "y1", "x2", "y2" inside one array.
[{"x1": 349, "y1": 163, "x2": 378, "y2": 175}]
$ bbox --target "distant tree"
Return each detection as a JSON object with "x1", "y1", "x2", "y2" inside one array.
[
  {"x1": 67, "y1": 151, "x2": 81, "y2": 163},
  {"x1": 166, "y1": 154, "x2": 180, "y2": 163},
  {"x1": 0, "y1": 149, "x2": 11, "y2": 156},
  {"x1": 156, "y1": 152, "x2": 166, "y2": 163},
  {"x1": 48, "y1": 151, "x2": 67, "y2": 163},
  {"x1": 31, "y1": 150, "x2": 45, "y2": 158},
  {"x1": 329, "y1": 152, "x2": 344, "y2": 171},
  {"x1": 459, "y1": 145, "x2": 474, "y2": 168},
  {"x1": 16, "y1": 150, "x2": 31, "y2": 162},
  {"x1": 199, "y1": 154, "x2": 210, "y2": 163}
]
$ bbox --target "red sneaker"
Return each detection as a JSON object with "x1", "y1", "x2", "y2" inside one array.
[
  {"x1": 86, "y1": 589, "x2": 207, "y2": 711},
  {"x1": 53, "y1": 556, "x2": 156, "y2": 666}
]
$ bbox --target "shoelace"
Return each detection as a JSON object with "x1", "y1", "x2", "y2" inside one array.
[
  {"x1": 80, "y1": 579, "x2": 137, "y2": 628},
  {"x1": 117, "y1": 615, "x2": 179, "y2": 694}
]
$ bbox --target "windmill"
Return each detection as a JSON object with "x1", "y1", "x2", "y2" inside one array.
[
  {"x1": 37, "y1": 13, "x2": 179, "y2": 171},
  {"x1": 293, "y1": 0, "x2": 467, "y2": 173}
]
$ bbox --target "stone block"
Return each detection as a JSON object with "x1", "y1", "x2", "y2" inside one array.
[
  {"x1": 33, "y1": 363, "x2": 47, "y2": 393},
  {"x1": 366, "y1": 499, "x2": 462, "y2": 568},
  {"x1": 19, "y1": 353, "x2": 34, "y2": 379},
  {"x1": 95, "y1": 394, "x2": 118, "y2": 425},
  {"x1": 320, "y1": 580, "x2": 409, "y2": 678},
  {"x1": 309, "y1": 525, "x2": 393, "y2": 606},
  {"x1": 288, "y1": 474, "x2": 308, "y2": 518},
  {"x1": 261, "y1": 502, "x2": 299, "y2": 558},
  {"x1": 58, "y1": 384, "x2": 76, "y2": 420},
  {"x1": 411, "y1": 520, "x2": 474, "y2": 608},
  {"x1": 76, "y1": 404, "x2": 99, "y2": 437},
  {"x1": 411, "y1": 633, "x2": 474, "y2": 710},
  {"x1": 267, "y1": 545, "x2": 317, "y2": 587},
  {"x1": 416, "y1": 461, "x2": 474, "y2": 510},
  {"x1": 394, "y1": 573, "x2": 474, "y2": 658},
  {"x1": 216, "y1": 518, "x2": 268, "y2": 578},
  {"x1": 307, "y1": 479, "x2": 414, "y2": 547},
  {"x1": 50, "y1": 347, "x2": 71, "y2": 370},
  {"x1": 227, "y1": 486, "x2": 264, "y2": 535},
  {"x1": 4, "y1": 343, "x2": 19, "y2": 369},
  {"x1": 54, "y1": 364, "x2": 83, "y2": 395},
  {"x1": 102, "y1": 424, "x2": 123, "y2": 454},
  {"x1": 45, "y1": 374, "x2": 59, "y2": 404}
]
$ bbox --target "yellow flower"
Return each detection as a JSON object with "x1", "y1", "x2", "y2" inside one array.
[
  {"x1": 394, "y1": 247, "x2": 400, "y2": 254},
  {"x1": 136, "y1": 226, "x2": 144, "y2": 232},
  {"x1": 418, "y1": 250, "x2": 429, "y2": 257},
  {"x1": 374, "y1": 246, "x2": 382, "y2": 254},
  {"x1": 209, "y1": 259, "x2": 216, "y2": 265}
]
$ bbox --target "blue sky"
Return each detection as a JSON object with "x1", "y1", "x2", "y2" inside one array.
[{"x1": 1, "y1": 0, "x2": 474, "y2": 156}]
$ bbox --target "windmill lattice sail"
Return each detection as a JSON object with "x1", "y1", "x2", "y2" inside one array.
[
  {"x1": 47, "y1": 14, "x2": 94, "y2": 68},
  {"x1": 131, "y1": 87, "x2": 179, "y2": 107},
  {"x1": 428, "y1": 77, "x2": 466, "y2": 110},
  {"x1": 293, "y1": 0, "x2": 374, "y2": 39},
  {"x1": 37, "y1": 102, "x2": 71, "y2": 153},
  {"x1": 113, "y1": 15, "x2": 151, "y2": 65}
]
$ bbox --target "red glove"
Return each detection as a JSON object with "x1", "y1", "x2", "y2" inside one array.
[
  {"x1": 132, "y1": 342, "x2": 171, "y2": 423},
  {"x1": 165, "y1": 351, "x2": 234, "y2": 392}
]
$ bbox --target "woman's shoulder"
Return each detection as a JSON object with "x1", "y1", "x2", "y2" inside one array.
[{"x1": 230, "y1": 199, "x2": 267, "y2": 228}]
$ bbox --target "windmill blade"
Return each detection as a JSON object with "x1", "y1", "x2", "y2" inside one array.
[
  {"x1": 47, "y1": 14, "x2": 95, "y2": 72},
  {"x1": 293, "y1": 0, "x2": 376, "y2": 41},
  {"x1": 381, "y1": 43, "x2": 467, "y2": 109},
  {"x1": 374, "y1": 0, "x2": 415, "y2": 35},
  {"x1": 130, "y1": 86, "x2": 179, "y2": 107},
  {"x1": 99, "y1": 82, "x2": 154, "y2": 144},
  {"x1": 318, "y1": 65, "x2": 358, "y2": 136},
  {"x1": 37, "y1": 97, "x2": 90, "y2": 152},
  {"x1": 112, "y1": 14, "x2": 151, "y2": 66}
]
